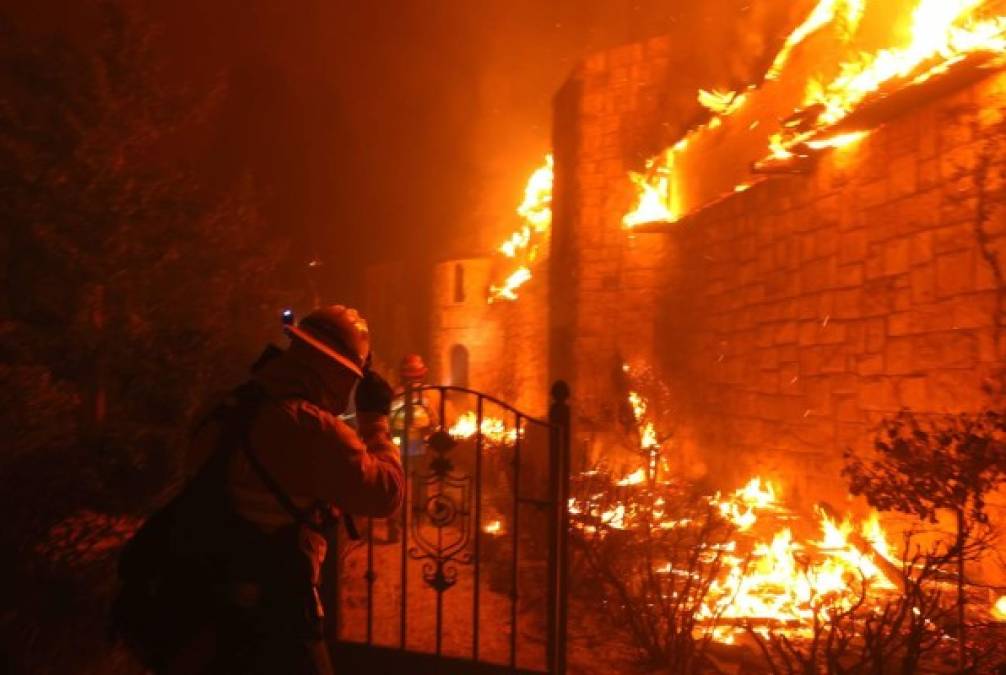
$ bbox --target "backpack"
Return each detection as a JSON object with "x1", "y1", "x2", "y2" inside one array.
[{"x1": 109, "y1": 382, "x2": 270, "y2": 671}]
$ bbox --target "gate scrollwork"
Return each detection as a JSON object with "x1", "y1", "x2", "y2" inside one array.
[{"x1": 408, "y1": 429, "x2": 473, "y2": 594}]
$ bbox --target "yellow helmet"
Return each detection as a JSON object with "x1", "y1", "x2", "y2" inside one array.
[{"x1": 285, "y1": 305, "x2": 371, "y2": 377}]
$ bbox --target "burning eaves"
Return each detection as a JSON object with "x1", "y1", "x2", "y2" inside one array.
[{"x1": 623, "y1": 0, "x2": 1006, "y2": 234}]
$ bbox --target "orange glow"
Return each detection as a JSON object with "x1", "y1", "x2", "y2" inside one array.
[
  {"x1": 767, "y1": 0, "x2": 865, "y2": 81},
  {"x1": 994, "y1": 595, "x2": 1006, "y2": 620},
  {"x1": 702, "y1": 483, "x2": 897, "y2": 638},
  {"x1": 487, "y1": 154, "x2": 553, "y2": 303},
  {"x1": 573, "y1": 472, "x2": 900, "y2": 641},
  {"x1": 621, "y1": 0, "x2": 1006, "y2": 230},
  {"x1": 804, "y1": 130, "x2": 870, "y2": 150},
  {"x1": 808, "y1": 0, "x2": 1006, "y2": 129},
  {"x1": 616, "y1": 467, "x2": 647, "y2": 486},
  {"x1": 449, "y1": 410, "x2": 518, "y2": 445},
  {"x1": 488, "y1": 265, "x2": 532, "y2": 304},
  {"x1": 622, "y1": 159, "x2": 674, "y2": 229},
  {"x1": 698, "y1": 89, "x2": 747, "y2": 116},
  {"x1": 483, "y1": 519, "x2": 503, "y2": 535},
  {"x1": 516, "y1": 153, "x2": 554, "y2": 232},
  {"x1": 771, "y1": 0, "x2": 1006, "y2": 159},
  {"x1": 768, "y1": 132, "x2": 795, "y2": 161}
]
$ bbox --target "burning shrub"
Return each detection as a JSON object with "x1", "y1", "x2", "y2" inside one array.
[
  {"x1": 570, "y1": 470, "x2": 738, "y2": 673},
  {"x1": 747, "y1": 534, "x2": 961, "y2": 674}
]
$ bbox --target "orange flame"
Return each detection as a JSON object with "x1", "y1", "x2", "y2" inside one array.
[
  {"x1": 622, "y1": 160, "x2": 674, "y2": 229},
  {"x1": 994, "y1": 595, "x2": 1006, "y2": 620},
  {"x1": 805, "y1": 130, "x2": 870, "y2": 150},
  {"x1": 488, "y1": 154, "x2": 554, "y2": 303},
  {"x1": 449, "y1": 410, "x2": 518, "y2": 445},
  {"x1": 616, "y1": 467, "x2": 648, "y2": 486},
  {"x1": 767, "y1": 0, "x2": 865, "y2": 81},
  {"x1": 516, "y1": 153, "x2": 554, "y2": 232},
  {"x1": 622, "y1": 0, "x2": 1006, "y2": 229},
  {"x1": 488, "y1": 266, "x2": 532, "y2": 304},
  {"x1": 807, "y1": 0, "x2": 1006, "y2": 129},
  {"x1": 698, "y1": 89, "x2": 747, "y2": 116},
  {"x1": 573, "y1": 471, "x2": 901, "y2": 641},
  {"x1": 699, "y1": 480, "x2": 898, "y2": 638}
]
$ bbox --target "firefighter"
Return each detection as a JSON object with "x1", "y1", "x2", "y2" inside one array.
[
  {"x1": 386, "y1": 353, "x2": 436, "y2": 543},
  {"x1": 184, "y1": 304, "x2": 404, "y2": 675}
]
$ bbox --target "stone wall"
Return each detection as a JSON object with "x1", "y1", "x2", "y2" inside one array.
[
  {"x1": 552, "y1": 39, "x2": 1006, "y2": 504},
  {"x1": 551, "y1": 37, "x2": 676, "y2": 472},
  {"x1": 429, "y1": 255, "x2": 551, "y2": 418},
  {"x1": 429, "y1": 257, "x2": 500, "y2": 390}
]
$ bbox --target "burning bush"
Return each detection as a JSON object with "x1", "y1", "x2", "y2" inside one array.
[{"x1": 570, "y1": 470, "x2": 738, "y2": 673}]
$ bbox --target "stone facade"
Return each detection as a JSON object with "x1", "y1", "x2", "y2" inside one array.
[
  {"x1": 429, "y1": 255, "x2": 551, "y2": 418},
  {"x1": 551, "y1": 38, "x2": 1006, "y2": 506},
  {"x1": 551, "y1": 37, "x2": 676, "y2": 472}
]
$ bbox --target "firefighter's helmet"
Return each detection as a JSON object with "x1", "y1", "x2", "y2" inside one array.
[
  {"x1": 399, "y1": 353, "x2": 428, "y2": 381},
  {"x1": 285, "y1": 305, "x2": 370, "y2": 377}
]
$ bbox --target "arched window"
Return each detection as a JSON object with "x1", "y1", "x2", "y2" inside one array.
[
  {"x1": 449, "y1": 344, "x2": 469, "y2": 387},
  {"x1": 453, "y1": 263, "x2": 465, "y2": 303}
]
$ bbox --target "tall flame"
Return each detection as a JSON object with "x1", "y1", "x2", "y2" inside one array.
[
  {"x1": 806, "y1": 0, "x2": 1006, "y2": 129},
  {"x1": 622, "y1": 0, "x2": 1006, "y2": 229},
  {"x1": 573, "y1": 472, "x2": 901, "y2": 642},
  {"x1": 516, "y1": 153, "x2": 554, "y2": 232},
  {"x1": 488, "y1": 266, "x2": 532, "y2": 304},
  {"x1": 449, "y1": 410, "x2": 518, "y2": 445},
  {"x1": 488, "y1": 154, "x2": 554, "y2": 303},
  {"x1": 698, "y1": 89, "x2": 747, "y2": 116},
  {"x1": 767, "y1": 0, "x2": 866, "y2": 81},
  {"x1": 622, "y1": 160, "x2": 674, "y2": 229}
]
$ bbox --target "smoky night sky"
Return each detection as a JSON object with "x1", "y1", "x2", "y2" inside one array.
[{"x1": 6, "y1": 0, "x2": 798, "y2": 303}]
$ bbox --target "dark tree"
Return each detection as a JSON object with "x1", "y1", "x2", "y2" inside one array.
[
  {"x1": 843, "y1": 410, "x2": 1006, "y2": 674},
  {"x1": 0, "y1": 4, "x2": 293, "y2": 672}
]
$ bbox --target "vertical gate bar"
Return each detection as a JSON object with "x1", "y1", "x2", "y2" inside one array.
[
  {"x1": 328, "y1": 523, "x2": 341, "y2": 646},
  {"x1": 435, "y1": 516, "x2": 444, "y2": 656},
  {"x1": 472, "y1": 395, "x2": 485, "y2": 662},
  {"x1": 546, "y1": 418, "x2": 559, "y2": 673},
  {"x1": 556, "y1": 383, "x2": 571, "y2": 675},
  {"x1": 366, "y1": 516, "x2": 374, "y2": 644},
  {"x1": 509, "y1": 413, "x2": 523, "y2": 670},
  {"x1": 437, "y1": 388, "x2": 448, "y2": 658},
  {"x1": 399, "y1": 383, "x2": 414, "y2": 650}
]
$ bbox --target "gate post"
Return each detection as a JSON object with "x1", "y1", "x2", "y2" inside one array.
[{"x1": 548, "y1": 380, "x2": 571, "y2": 675}]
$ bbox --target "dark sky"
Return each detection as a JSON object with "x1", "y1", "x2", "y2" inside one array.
[
  {"x1": 147, "y1": 0, "x2": 701, "y2": 303},
  {"x1": 8, "y1": 0, "x2": 801, "y2": 303}
]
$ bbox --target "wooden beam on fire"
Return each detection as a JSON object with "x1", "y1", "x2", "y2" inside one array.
[
  {"x1": 627, "y1": 179, "x2": 770, "y2": 235},
  {"x1": 756, "y1": 49, "x2": 1006, "y2": 175},
  {"x1": 823, "y1": 50, "x2": 1005, "y2": 138},
  {"x1": 631, "y1": 49, "x2": 1006, "y2": 236},
  {"x1": 816, "y1": 502, "x2": 907, "y2": 593},
  {"x1": 750, "y1": 152, "x2": 817, "y2": 176}
]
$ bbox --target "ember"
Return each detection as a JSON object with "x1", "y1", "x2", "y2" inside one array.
[{"x1": 448, "y1": 410, "x2": 518, "y2": 445}]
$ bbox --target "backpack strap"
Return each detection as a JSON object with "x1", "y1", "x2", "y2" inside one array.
[{"x1": 232, "y1": 382, "x2": 358, "y2": 540}]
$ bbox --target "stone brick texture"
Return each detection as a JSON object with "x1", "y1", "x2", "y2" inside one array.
[
  {"x1": 551, "y1": 38, "x2": 1006, "y2": 506},
  {"x1": 429, "y1": 256, "x2": 550, "y2": 420}
]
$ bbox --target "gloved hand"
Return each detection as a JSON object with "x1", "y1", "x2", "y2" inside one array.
[{"x1": 355, "y1": 370, "x2": 393, "y2": 415}]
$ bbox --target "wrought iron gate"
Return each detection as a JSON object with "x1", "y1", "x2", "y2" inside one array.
[{"x1": 325, "y1": 382, "x2": 571, "y2": 674}]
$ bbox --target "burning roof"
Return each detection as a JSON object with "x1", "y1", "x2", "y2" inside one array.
[{"x1": 623, "y1": 0, "x2": 1006, "y2": 230}]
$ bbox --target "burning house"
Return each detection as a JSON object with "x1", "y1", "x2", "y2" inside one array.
[
  {"x1": 346, "y1": 0, "x2": 1006, "y2": 670},
  {"x1": 428, "y1": 0, "x2": 1006, "y2": 498},
  {"x1": 551, "y1": 0, "x2": 1006, "y2": 510}
]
